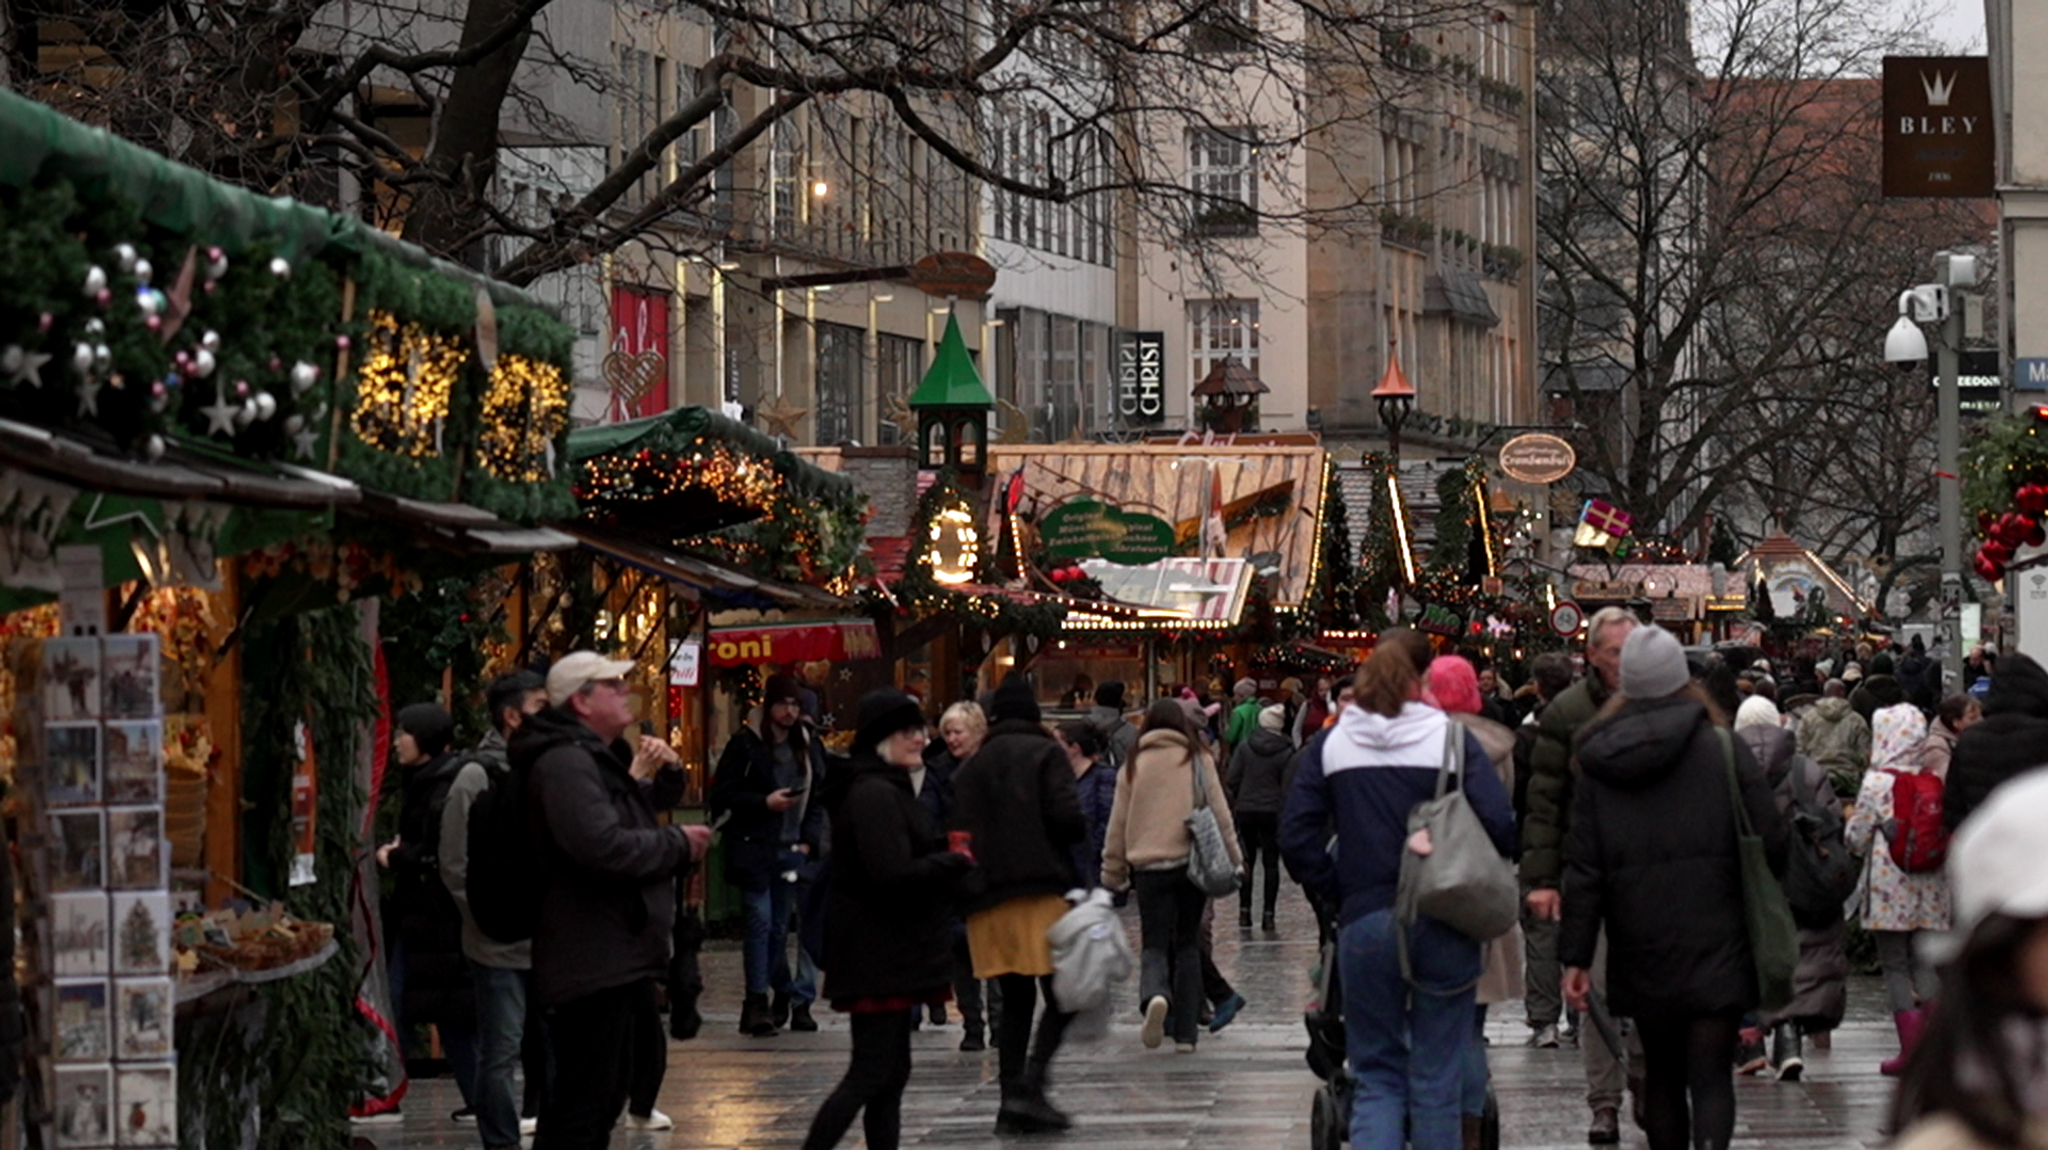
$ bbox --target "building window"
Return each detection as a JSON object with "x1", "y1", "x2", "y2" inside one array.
[
  {"x1": 815, "y1": 321, "x2": 864, "y2": 445},
  {"x1": 1188, "y1": 299, "x2": 1259, "y2": 393},
  {"x1": 772, "y1": 116, "x2": 803, "y2": 238},
  {"x1": 1189, "y1": 128, "x2": 1258, "y2": 237},
  {"x1": 1188, "y1": 0, "x2": 1257, "y2": 53},
  {"x1": 877, "y1": 333, "x2": 922, "y2": 446},
  {"x1": 1045, "y1": 314, "x2": 1080, "y2": 442}
]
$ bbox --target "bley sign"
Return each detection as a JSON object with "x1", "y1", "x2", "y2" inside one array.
[{"x1": 1882, "y1": 56, "x2": 1993, "y2": 198}]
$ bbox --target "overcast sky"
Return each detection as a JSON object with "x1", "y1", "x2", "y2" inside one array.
[{"x1": 1892, "y1": 0, "x2": 1985, "y2": 52}]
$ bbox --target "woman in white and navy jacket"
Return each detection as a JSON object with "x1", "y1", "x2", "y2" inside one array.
[{"x1": 1281, "y1": 627, "x2": 1515, "y2": 1150}]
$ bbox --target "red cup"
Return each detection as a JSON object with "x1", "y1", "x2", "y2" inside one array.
[{"x1": 948, "y1": 830, "x2": 976, "y2": 863}]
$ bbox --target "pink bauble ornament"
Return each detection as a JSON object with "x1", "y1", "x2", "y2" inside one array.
[
  {"x1": 335, "y1": 335, "x2": 351, "y2": 351},
  {"x1": 36, "y1": 313, "x2": 52, "y2": 333},
  {"x1": 234, "y1": 379, "x2": 250, "y2": 398}
]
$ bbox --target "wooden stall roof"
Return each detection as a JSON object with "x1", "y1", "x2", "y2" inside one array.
[{"x1": 985, "y1": 444, "x2": 1326, "y2": 610}]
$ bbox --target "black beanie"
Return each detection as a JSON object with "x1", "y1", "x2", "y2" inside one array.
[
  {"x1": 853, "y1": 688, "x2": 927, "y2": 754},
  {"x1": 990, "y1": 673, "x2": 1040, "y2": 724},
  {"x1": 1094, "y1": 680, "x2": 1126, "y2": 709},
  {"x1": 397, "y1": 702, "x2": 455, "y2": 758},
  {"x1": 763, "y1": 673, "x2": 802, "y2": 706}
]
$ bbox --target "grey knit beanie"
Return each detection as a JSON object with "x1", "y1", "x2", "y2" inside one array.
[{"x1": 1619, "y1": 626, "x2": 1690, "y2": 700}]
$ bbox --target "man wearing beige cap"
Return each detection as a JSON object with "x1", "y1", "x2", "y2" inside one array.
[{"x1": 513, "y1": 652, "x2": 711, "y2": 1150}]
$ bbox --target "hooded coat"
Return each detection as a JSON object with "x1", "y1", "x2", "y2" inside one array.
[
  {"x1": 1279, "y1": 703, "x2": 1513, "y2": 929},
  {"x1": 1520, "y1": 675, "x2": 1612, "y2": 891},
  {"x1": 1850, "y1": 674, "x2": 1908, "y2": 727},
  {"x1": 511, "y1": 705, "x2": 691, "y2": 1008},
  {"x1": 1796, "y1": 696, "x2": 1872, "y2": 798},
  {"x1": 1742, "y1": 724, "x2": 1849, "y2": 1030},
  {"x1": 816, "y1": 749, "x2": 964, "y2": 1002},
  {"x1": 1560, "y1": 697, "x2": 1787, "y2": 1020},
  {"x1": 1945, "y1": 653, "x2": 2048, "y2": 831},
  {"x1": 1846, "y1": 704, "x2": 1953, "y2": 933},
  {"x1": 947, "y1": 717, "x2": 1088, "y2": 914},
  {"x1": 1224, "y1": 726, "x2": 1297, "y2": 816},
  {"x1": 1086, "y1": 703, "x2": 1139, "y2": 768},
  {"x1": 1101, "y1": 728, "x2": 1243, "y2": 891},
  {"x1": 387, "y1": 749, "x2": 474, "y2": 1028}
]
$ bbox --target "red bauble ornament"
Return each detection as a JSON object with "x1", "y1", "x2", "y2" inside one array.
[
  {"x1": 1978, "y1": 553, "x2": 2006, "y2": 582},
  {"x1": 1984, "y1": 539, "x2": 2014, "y2": 567},
  {"x1": 2030, "y1": 521, "x2": 2046, "y2": 548},
  {"x1": 2021, "y1": 485, "x2": 2048, "y2": 516}
]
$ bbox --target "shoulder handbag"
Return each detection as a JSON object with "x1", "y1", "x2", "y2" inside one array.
[
  {"x1": 1184, "y1": 750, "x2": 1241, "y2": 898},
  {"x1": 1718, "y1": 728, "x2": 1797, "y2": 1013},
  {"x1": 1396, "y1": 722, "x2": 1519, "y2": 945}
]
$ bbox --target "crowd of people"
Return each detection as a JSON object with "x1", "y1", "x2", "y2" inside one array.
[{"x1": 360, "y1": 622, "x2": 2048, "y2": 1150}]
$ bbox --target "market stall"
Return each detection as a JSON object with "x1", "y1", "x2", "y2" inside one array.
[{"x1": 0, "y1": 88, "x2": 579, "y2": 1150}]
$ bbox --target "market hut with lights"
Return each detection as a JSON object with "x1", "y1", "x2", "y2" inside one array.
[{"x1": 0, "y1": 88, "x2": 591, "y2": 1148}]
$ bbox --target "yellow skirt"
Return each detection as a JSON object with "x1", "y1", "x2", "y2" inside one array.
[{"x1": 965, "y1": 893, "x2": 1068, "y2": 979}]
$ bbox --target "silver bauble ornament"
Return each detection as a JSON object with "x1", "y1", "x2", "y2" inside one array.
[
  {"x1": 268, "y1": 257, "x2": 291, "y2": 278},
  {"x1": 253, "y1": 391, "x2": 278, "y2": 421},
  {"x1": 193, "y1": 349, "x2": 217, "y2": 378},
  {"x1": 71, "y1": 343, "x2": 93, "y2": 376},
  {"x1": 200, "y1": 330, "x2": 221, "y2": 354},
  {"x1": 144, "y1": 435, "x2": 164, "y2": 461},
  {"x1": 133, "y1": 258, "x2": 153, "y2": 285},
  {"x1": 285, "y1": 414, "x2": 306, "y2": 433},
  {"x1": 112, "y1": 244, "x2": 137, "y2": 273},
  {"x1": 84, "y1": 318, "x2": 104, "y2": 338},
  {"x1": 235, "y1": 400, "x2": 257, "y2": 427},
  {"x1": 83, "y1": 266, "x2": 107, "y2": 297},
  {"x1": 290, "y1": 361, "x2": 319, "y2": 394},
  {"x1": 91, "y1": 344, "x2": 111, "y2": 373},
  {"x1": 136, "y1": 288, "x2": 164, "y2": 317},
  {"x1": 1, "y1": 346, "x2": 21, "y2": 375}
]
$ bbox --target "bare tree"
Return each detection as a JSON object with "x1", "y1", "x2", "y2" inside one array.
[
  {"x1": 9, "y1": 0, "x2": 1502, "y2": 290},
  {"x1": 1537, "y1": 0, "x2": 1987, "y2": 548}
]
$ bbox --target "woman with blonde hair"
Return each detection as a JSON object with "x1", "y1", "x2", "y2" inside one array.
[
  {"x1": 1282, "y1": 629, "x2": 1513, "y2": 1148},
  {"x1": 925, "y1": 699, "x2": 991, "y2": 1049}
]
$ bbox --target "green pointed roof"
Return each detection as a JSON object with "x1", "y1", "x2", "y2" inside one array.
[{"x1": 908, "y1": 313, "x2": 995, "y2": 409}]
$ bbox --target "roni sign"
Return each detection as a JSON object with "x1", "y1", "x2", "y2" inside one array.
[{"x1": 1117, "y1": 331, "x2": 1165, "y2": 424}]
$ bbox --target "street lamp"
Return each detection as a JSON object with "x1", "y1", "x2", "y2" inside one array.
[
  {"x1": 1884, "y1": 251, "x2": 1978, "y2": 692},
  {"x1": 1372, "y1": 340, "x2": 1417, "y2": 458}
]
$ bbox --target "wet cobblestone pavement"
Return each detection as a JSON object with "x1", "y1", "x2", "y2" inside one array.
[{"x1": 359, "y1": 883, "x2": 1902, "y2": 1149}]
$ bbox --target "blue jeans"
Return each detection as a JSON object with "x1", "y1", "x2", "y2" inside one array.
[
  {"x1": 742, "y1": 876, "x2": 815, "y2": 1002},
  {"x1": 1339, "y1": 909, "x2": 1481, "y2": 1150},
  {"x1": 472, "y1": 963, "x2": 529, "y2": 1148}
]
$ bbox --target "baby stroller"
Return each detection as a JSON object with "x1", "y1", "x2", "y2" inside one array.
[{"x1": 1303, "y1": 900, "x2": 1499, "y2": 1150}]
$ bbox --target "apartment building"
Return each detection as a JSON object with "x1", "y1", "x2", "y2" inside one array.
[{"x1": 1123, "y1": 0, "x2": 1541, "y2": 453}]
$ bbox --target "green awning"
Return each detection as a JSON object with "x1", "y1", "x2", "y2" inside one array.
[{"x1": 908, "y1": 313, "x2": 994, "y2": 409}]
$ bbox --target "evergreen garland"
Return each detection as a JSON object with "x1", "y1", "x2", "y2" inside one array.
[{"x1": 1353, "y1": 452, "x2": 1405, "y2": 630}]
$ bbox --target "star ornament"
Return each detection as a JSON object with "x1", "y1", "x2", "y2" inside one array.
[
  {"x1": 75, "y1": 375, "x2": 101, "y2": 417},
  {"x1": 291, "y1": 424, "x2": 320, "y2": 460},
  {"x1": 756, "y1": 392, "x2": 809, "y2": 440},
  {"x1": 5, "y1": 347, "x2": 50, "y2": 387},
  {"x1": 200, "y1": 384, "x2": 240, "y2": 437}
]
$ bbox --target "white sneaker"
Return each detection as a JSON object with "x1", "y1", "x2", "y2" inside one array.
[
  {"x1": 624, "y1": 1108, "x2": 674, "y2": 1132},
  {"x1": 349, "y1": 1110, "x2": 403, "y2": 1126},
  {"x1": 1141, "y1": 996, "x2": 1168, "y2": 1049},
  {"x1": 1174, "y1": 1041, "x2": 1197, "y2": 1053},
  {"x1": 520, "y1": 1116, "x2": 538, "y2": 1136}
]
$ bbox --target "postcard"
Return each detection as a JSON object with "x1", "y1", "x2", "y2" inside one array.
[
  {"x1": 113, "y1": 979, "x2": 172, "y2": 1061},
  {"x1": 110, "y1": 891, "x2": 171, "y2": 976},
  {"x1": 101, "y1": 723, "x2": 162, "y2": 805},
  {"x1": 51, "y1": 891, "x2": 110, "y2": 977},
  {"x1": 53, "y1": 980, "x2": 109, "y2": 1062},
  {"x1": 50, "y1": 809, "x2": 106, "y2": 893},
  {"x1": 105, "y1": 808, "x2": 165, "y2": 892},
  {"x1": 100, "y1": 634, "x2": 159, "y2": 720},
  {"x1": 114, "y1": 1063, "x2": 175, "y2": 1146},
  {"x1": 42, "y1": 637, "x2": 100, "y2": 722},
  {"x1": 46, "y1": 723, "x2": 101, "y2": 807},
  {"x1": 51, "y1": 1063, "x2": 111, "y2": 1148}
]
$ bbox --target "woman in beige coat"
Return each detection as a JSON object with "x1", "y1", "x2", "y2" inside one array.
[{"x1": 1100, "y1": 698, "x2": 1242, "y2": 1053}]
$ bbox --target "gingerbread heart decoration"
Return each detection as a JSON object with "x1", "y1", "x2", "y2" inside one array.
[{"x1": 601, "y1": 349, "x2": 664, "y2": 414}]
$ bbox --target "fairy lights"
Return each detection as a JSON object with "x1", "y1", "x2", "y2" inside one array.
[
  {"x1": 477, "y1": 354, "x2": 571, "y2": 483},
  {"x1": 927, "y1": 501, "x2": 979, "y2": 585},
  {"x1": 578, "y1": 443, "x2": 779, "y2": 511},
  {"x1": 350, "y1": 310, "x2": 468, "y2": 458}
]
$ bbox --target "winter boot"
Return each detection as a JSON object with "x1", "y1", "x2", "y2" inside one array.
[
  {"x1": 788, "y1": 1002, "x2": 817, "y2": 1032},
  {"x1": 1770, "y1": 1022, "x2": 1804, "y2": 1082},
  {"x1": 739, "y1": 993, "x2": 780, "y2": 1037},
  {"x1": 769, "y1": 990, "x2": 791, "y2": 1030},
  {"x1": 1881, "y1": 1008, "x2": 1925, "y2": 1077},
  {"x1": 1238, "y1": 903, "x2": 1253, "y2": 929},
  {"x1": 1261, "y1": 910, "x2": 1277, "y2": 933},
  {"x1": 994, "y1": 1066, "x2": 1070, "y2": 1134}
]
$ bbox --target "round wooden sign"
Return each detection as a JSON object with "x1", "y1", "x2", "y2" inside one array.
[{"x1": 1498, "y1": 433, "x2": 1577, "y2": 485}]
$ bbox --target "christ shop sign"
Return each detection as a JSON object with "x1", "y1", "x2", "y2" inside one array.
[
  {"x1": 1882, "y1": 56, "x2": 1993, "y2": 198},
  {"x1": 1117, "y1": 331, "x2": 1165, "y2": 424}
]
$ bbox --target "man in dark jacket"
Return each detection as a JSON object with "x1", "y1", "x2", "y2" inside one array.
[
  {"x1": 1225, "y1": 704, "x2": 1295, "y2": 932},
  {"x1": 1521, "y1": 606, "x2": 1636, "y2": 1143},
  {"x1": 1945, "y1": 653, "x2": 2048, "y2": 830},
  {"x1": 515, "y1": 651, "x2": 709, "y2": 1150},
  {"x1": 709, "y1": 672, "x2": 828, "y2": 1036},
  {"x1": 1086, "y1": 681, "x2": 1138, "y2": 769},
  {"x1": 1850, "y1": 653, "x2": 1908, "y2": 725}
]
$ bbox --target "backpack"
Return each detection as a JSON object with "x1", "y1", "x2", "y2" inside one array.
[
  {"x1": 1882, "y1": 769, "x2": 1950, "y2": 874},
  {"x1": 465, "y1": 758, "x2": 541, "y2": 944},
  {"x1": 1778, "y1": 756, "x2": 1858, "y2": 928},
  {"x1": 1049, "y1": 888, "x2": 1135, "y2": 1041}
]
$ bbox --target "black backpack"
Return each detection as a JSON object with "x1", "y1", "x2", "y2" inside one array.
[
  {"x1": 1779, "y1": 755, "x2": 1858, "y2": 929},
  {"x1": 466, "y1": 757, "x2": 540, "y2": 944}
]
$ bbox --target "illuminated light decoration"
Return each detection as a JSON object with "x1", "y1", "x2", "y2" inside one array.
[
  {"x1": 1474, "y1": 479, "x2": 1499, "y2": 576},
  {"x1": 578, "y1": 443, "x2": 779, "y2": 511},
  {"x1": 1387, "y1": 472, "x2": 1418, "y2": 584},
  {"x1": 350, "y1": 310, "x2": 468, "y2": 458},
  {"x1": 477, "y1": 354, "x2": 571, "y2": 483},
  {"x1": 927, "y1": 500, "x2": 980, "y2": 585}
]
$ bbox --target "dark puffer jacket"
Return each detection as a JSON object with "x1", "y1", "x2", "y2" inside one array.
[
  {"x1": 1521, "y1": 674, "x2": 1612, "y2": 890},
  {"x1": 1224, "y1": 727, "x2": 1297, "y2": 815},
  {"x1": 1945, "y1": 654, "x2": 2048, "y2": 831},
  {"x1": 511, "y1": 706, "x2": 691, "y2": 1008},
  {"x1": 1561, "y1": 697, "x2": 1787, "y2": 1021},
  {"x1": 708, "y1": 723, "x2": 827, "y2": 891},
  {"x1": 387, "y1": 750, "x2": 473, "y2": 1028},
  {"x1": 1849, "y1": 674, "x2": 1907, "y2": 726},
  {"x1": 947, "y1": 718, "x2": 1087, "y2": 914},
  {"x1": 817, "y1": 752, "x2": 965, "y2": 1002}
]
